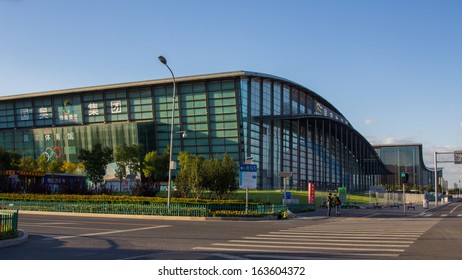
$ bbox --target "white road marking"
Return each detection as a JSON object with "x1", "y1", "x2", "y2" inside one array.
[
  {"x1": 45, "y1": 225, "x2": 171, "y2": 240},
  {"x1": 450, "y1": 204, "x2": 462, "y2": 214},
  {"x1": 194, "y1": 217, "x2": 440, "y2": 259}
]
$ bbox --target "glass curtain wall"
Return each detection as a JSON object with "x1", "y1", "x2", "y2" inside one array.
[
  {"x1": 0, "y1": 79, "x2": 241, "y2": 180},
  {"x1": 0, "y1": 71, "x2": 388, "y2": 190},
  {"x1": 374, "y1": 145, "x2": 435, "y2": 189},
  {"x1": 243, "y1": 76, "x2": 388, "y2": 191}
]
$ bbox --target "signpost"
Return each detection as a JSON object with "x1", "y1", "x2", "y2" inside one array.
[
  {"x1": 279, "y1": 171, "x2": 293, "y2": 207},
  {"x1": 455, "y1": 151, "x2": 462, "y2": 164},
  {"x1": 240, "y1": 164, "x2": 257, "y2": 214},
  {"x1": 434, "y1": 151, "x2": 461, "y2": 206},
  {"x1": 338, "y1": 187, "x2": 346, "y2": 205}
]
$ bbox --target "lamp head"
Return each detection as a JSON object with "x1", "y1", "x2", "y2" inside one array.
[{"x1": 158, "y1": 55, "x2": 168, "y2": 65}]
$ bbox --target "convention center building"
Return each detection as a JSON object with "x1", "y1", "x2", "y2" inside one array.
[
  {"x1": 0, "y1": 71, "x2": 390, "y2": 191},
  {"x1": 374, "y1": 144, "x2": 441, "y2": 189}
]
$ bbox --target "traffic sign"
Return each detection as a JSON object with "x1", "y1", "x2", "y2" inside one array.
[
  {"x1": 279, "y1": 171, "x2": 293, "y2": 177},
  {"x1": 239, "y1": 164, "x2": 257, "y2": 189}
]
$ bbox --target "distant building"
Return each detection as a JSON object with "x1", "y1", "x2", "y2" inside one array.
[
  {"x1": 0, "y1": 71, "x2": 390, "y2": 190},
  {"x1": 373, "y1": 144, "x2": 442, "y2": 189}
]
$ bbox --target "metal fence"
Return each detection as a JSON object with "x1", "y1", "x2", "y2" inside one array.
[
  {"x1": 1, "y1": 200, "x2": 314, "y2": 218},
  {"x1": 0, "y1": 209, "x2": 19, "y2": 240}
]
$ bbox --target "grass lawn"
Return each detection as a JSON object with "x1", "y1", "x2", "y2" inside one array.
[{"x1": 232, "y1": 190, "x2": 372, "y2": 207}]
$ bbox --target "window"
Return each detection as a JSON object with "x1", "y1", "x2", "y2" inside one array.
[
  {"x1": 15, "y1": 100, "x2": 33, "y2": 128},
  {"x1": 54, "y1": 96, "x2": 82, "y2": 125},
  {"x1": 105, "y1": 90, "x2": 128, "y2": 122},
  {"x1": 83, "y1": 92, "x2": 105, "y2": 123},
  {"x1": 0, "y1": 102, "x2": 15, "y2": 128},
  {"x1": 129, "y1": 88, "x2": 153, "y2": 121}
]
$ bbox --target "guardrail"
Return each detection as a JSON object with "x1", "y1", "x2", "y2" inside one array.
[
  {"x1": 1, "y1": 200, "x2": 314, "y2": 218},
  {"x1": 0, "y1": 209, "x2": 19, "y2": 240}
]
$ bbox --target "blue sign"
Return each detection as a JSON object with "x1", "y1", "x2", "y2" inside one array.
[
  {"x1": 239, "y1": 164, "x2": 257, "y2": 189},
  {"x1": 240, "y1": 164, "x2": 257, "y2": 172}
]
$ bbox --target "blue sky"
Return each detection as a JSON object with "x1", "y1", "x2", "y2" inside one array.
[{"x1": 1, "y1": 0, "x2": 461, "y2": 186}]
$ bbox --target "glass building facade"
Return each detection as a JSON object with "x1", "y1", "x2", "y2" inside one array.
[
  {"x1": 374, "y1": 144, "x2": 441, "y2": 188},
  {"x1": 0, "y1": 71, "x2": 390, "y2": 191}
]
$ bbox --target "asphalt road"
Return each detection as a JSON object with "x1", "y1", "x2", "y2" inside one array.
[
  {"x1": 2, "y1": 202, "x2": 462, "y2": 260},
  {"x1": 399, "y1": 201, "x2": 462, "y2": 259}
]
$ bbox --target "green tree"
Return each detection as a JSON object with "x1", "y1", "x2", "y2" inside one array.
[
  {"x1": 36, "y1": 154, "x2": 50, "y2": 172},
  {"x1": 18, "y1": 156, "x2": 38, "y2": 171},
  {"x1": 142, "y1": 148, "x2": 169, "y2": 183},
  {"x1": 217, "y1": 153, "x2": 238, "y2": 199},
  {"x1": 204, "y1": 153, "x2": 237, "y2": 199},
  {"x1": 203, "y1": 157, "x2": 220, "y2": 197},
  {"x1": 78, "y1": 143, "x2": 113, "y2": 188},
  {"x1": 48, "y1": 158, "x2": 64, "y2": 173},
  {"x1": 188, "y1": 156, "x2": 206, "y2": 200},
  {"x1": 175, "y1": 151, "x2": 194, "y2": 198},
  {"x1": 176, "y1": 151, "x2": 208, "y2": 199},
  {"x1": 0, "y1": 147, "x2": 21, "y2": 170},
  {"x1": 61, "y1": 161, "x2": 84, "y2": 175},
  {"x1": 114, "y1": 143, "x2": 143, "y2": 191},
  {"x1": 114, "y1": 144, "x2": 143, "y2": 176}
]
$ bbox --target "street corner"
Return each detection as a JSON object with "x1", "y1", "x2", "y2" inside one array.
[{"x1": 0, "y1": 230, "x2": 29, "y2": 249}]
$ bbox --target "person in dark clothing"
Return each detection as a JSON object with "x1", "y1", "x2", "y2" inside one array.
[
  {"x1": 333, "y1": 194, "x2": 342, "y2": 216},
  {"x1": 326, "y1": 193, "x2": 333, "y2": 216}
]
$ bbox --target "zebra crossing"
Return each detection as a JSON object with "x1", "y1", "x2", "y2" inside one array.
[
  {"x1": 420, "y1": 213, "x2": 462, "y2": 217},
  {"x1": 194, "y1": 217, "x2": 440, "y2": 259}
]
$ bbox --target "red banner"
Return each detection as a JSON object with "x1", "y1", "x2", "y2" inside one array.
[{"x1": 308, "y1": 182, "x2": 315, "y2": 204}]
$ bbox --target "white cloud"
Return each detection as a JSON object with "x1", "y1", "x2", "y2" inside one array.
[
  {"x1": 366, "y1": 136, "x2": 418, "y2": 146},
  {"x1": 382, "y1": 137, "x2": 417, "y2": 145},
  {"x1": 365, "y1": 118, "x2": 376, "y2": 125}
]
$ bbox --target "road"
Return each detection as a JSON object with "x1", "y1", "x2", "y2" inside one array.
[{"x1": 2, "y1": 201, "x2": 462, "y2": 260}]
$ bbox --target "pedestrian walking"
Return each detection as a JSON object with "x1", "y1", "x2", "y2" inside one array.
[
  {"x1": 333, "y1": 193, "x2": 342, "y2": 216},
  {"x1": 326, "y1": 193, "x2": 333, "y2": 216}
]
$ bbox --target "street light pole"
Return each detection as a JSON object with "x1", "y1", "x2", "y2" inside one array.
[
  {"x1": 434, "y1": 151, "x2": 438, "y2": 207},
  {"x1": 158, "y1": 55, "x2": 176, "y2": 209}
]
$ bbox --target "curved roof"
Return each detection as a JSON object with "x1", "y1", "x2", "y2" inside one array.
[
  {"x1": 373, "y1": 143, "x2": 439, "y2": 174},
  {"x1": 254, "y1": 114, "x2": 391, "y2": 175},
  {"x1": 239, "y1": 71, "x2": 345, "y2": 118},
  {"x1": 0, "y1": 70, "x2": 346, "y2": 121}
]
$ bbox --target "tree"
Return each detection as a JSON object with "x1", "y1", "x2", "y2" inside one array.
[
  {"x1": 18, "y1": 156, "x2": 38, "y2": 171},
  {"x1": 78, "y1": 143, "x2": 113, "y2": 188},
  {"x1": 61, "y1": 161, "x2": 84, "y2": 175},
  {"x1": 176, "y1": 151, "x2": 208, "y2": 199},
  {"x1": 202, "y1": 157, "x2": 220, "y2": 197},
  {"x1": 142, "y1": 148, "x2": 169, "y2": 183},
  {"x1": 48, "y1": 158, "x2": 64, "y2": 173},
  {"x1": 175, "y1": 151, "x2": 195, "y2": 198},
  {"x1": 0, "y1": 147, "x2": 21, "y2": 170},
  {"x1": 204, "y1": 153, "x2": 238, "y2": 199},
  {"x1": 217, "y1": 153, "x2": 238, "y2": 199},
  {"x1": 114, "y1": 143, "x2": 143, "y2": 176},
  {"x1": 114, "y1": 143, "x2": 143, "y2": 191}
]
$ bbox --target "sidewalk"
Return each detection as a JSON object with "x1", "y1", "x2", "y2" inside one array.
[{"x1": 296, "y1": 201, "x2": 447, "y2": 219}]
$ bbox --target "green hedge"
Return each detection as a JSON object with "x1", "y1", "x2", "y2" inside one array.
[{"x1": 0, "y1": 193, "x2": 256, "y2": 205}]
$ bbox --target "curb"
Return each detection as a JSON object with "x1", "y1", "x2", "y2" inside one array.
[
  {"x1": 17, "y1": 210, "x2": 280, "y2": 222},
  {"x1": 0, "y1": 230, "x2": 29, "y2": 248}
]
